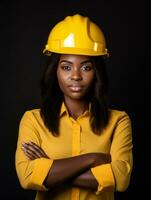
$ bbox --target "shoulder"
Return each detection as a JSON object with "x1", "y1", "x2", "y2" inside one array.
[
  {"x1": 107, "y1": 109, "x2": 132, "y2": 143},
  {"x1": 109, "y1": 109, "x2": 129, "y2": 118},
  {"x1": 108, "y1": 108, "x2": 131, "y2": 126},
  {"x1": 20, "y1": 108, "x2": 42, "y2": 124},
  {"x1": 22, "y1": 108, "x2": 40, "y2": 117}
]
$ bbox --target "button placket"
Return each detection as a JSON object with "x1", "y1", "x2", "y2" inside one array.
[
  {"x1": 72, "y1": 123, "x2": 81, "y2": 156},
  {"x1": 71, "y1": 122, "x2": 81, "y2": 200}
]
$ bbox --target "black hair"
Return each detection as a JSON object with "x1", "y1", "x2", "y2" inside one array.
[{"x1": 40, "y1": 53, "x2": 110, "y2": 136}]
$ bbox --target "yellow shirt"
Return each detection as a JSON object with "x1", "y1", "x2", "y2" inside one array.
[{"x1": 15, "y1": 103, "x2": 133, "y2": 200}]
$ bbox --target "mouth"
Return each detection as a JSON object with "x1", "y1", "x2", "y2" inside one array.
[{"x1": 68, "y1": 85, "x2": 84, "y2": 92}]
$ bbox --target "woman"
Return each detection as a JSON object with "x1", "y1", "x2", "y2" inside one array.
[{"x1": 15, "y1": 14, "x2": 133, "y2": 200}]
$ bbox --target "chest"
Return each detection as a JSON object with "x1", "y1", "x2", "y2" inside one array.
[{"x1": 40, "y1": 118, "x2": 113, "y2": 159}]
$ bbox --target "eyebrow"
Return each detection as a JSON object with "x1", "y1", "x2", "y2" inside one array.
[{"x1": 59, "y1": 59, "x2": 93, "y2": 64}]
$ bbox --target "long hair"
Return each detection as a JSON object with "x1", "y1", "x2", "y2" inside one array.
[{"x1": 40, "y1": 53, "x2": 110, "y2": 136}]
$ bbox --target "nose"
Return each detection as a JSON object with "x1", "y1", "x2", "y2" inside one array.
[{"x1": 71, "y1": 69, "x2": 82, "y2": 81}]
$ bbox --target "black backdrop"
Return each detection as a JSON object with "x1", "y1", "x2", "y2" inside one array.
[{"x1": 1, "y1": 0, "x2": 149, "y2": 199}]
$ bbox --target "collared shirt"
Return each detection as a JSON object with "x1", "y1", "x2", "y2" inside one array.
[{"x1": 15, "y1": 102, "x2": 133, "y2": 200}]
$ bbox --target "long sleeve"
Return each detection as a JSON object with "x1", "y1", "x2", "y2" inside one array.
[
  {"x1": 91, "y1": 111, "x2": 133, "y2": 194},
  {"x1": 15, "y1": 111, "x2": 53, "y2": 191}
]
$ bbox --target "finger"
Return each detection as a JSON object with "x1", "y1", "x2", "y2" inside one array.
[
  {"x1": 26, "y1": 142, "x2": 49, "y2": 158},
  {"x1": 22, "y1": 143, "x2": 42, "y2": 158},
  {"x1": 28, "y1": 142, "x2": 48, "y2": 156},
  {"x1": 22, "y1": 146, "x2": 38, "y2": 160}
]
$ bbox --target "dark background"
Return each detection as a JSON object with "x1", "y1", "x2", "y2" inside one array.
[{"x1": 1, "y1": 0, "x2": 149, "y2": 199}]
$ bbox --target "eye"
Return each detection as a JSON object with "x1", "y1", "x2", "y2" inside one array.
[
  {"x1": 81, "y1": 65, "x2": 93, "y2": 71},
  {"x1": 61, "y1": 65, "x2": 71, "y2": 71}
]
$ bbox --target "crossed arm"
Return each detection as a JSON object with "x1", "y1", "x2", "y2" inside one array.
[{"x1": 22, "y1": 141, "x2": 111, "y2": 190}]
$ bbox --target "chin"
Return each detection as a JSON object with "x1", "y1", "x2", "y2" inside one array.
[
  {"x1": 70, "y1": 93, "x2": 88, "y2": 100},
  {"x1": 64, "y1": 90, "x2": 90, "y2": 101},
  {"x1": 70, "y1": 95, "x2": 84, "y2": 100}
]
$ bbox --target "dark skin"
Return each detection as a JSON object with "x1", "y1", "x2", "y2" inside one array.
[
  {"x1": 57, "y1": 54, "x2": 95, "y2": 118},
  {"x1": 22, "y1": 142, "x2": 111, "y2": 190},
  {"x1": 22, "y1": 55, "x2": 111, "y2": 191}
]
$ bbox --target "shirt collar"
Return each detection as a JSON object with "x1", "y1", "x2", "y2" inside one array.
[
  {"x1": 60, "y1": 102, "x2": 68, "y2": 117},
  {"x1": 60, "y1": 101, "x2": 91, "y2": 118}
]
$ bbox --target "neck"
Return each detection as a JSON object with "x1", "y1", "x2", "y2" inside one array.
[{"x1": 64, "y1": 97, "x2": 89, "y2": 119}]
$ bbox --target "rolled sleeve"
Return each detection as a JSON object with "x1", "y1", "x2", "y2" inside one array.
[
  {"x1": 15, "y1": 111, "x2": 54, "y2": 191},
  {"x1": 91, "y1": 163, "x2": 115, "y2": 194},
  {"x1": 16, "y1": 149, "x2": 54, "y2": 191},
  {"x1": 91, "y1": 111, "x2": 133, "y2": 194},
  {"x1": 110, "y1": 112, "x2": 133, "y2": 191},
  {"x1": 27, "y1": 158, "x2": 53, "y2": 190}
]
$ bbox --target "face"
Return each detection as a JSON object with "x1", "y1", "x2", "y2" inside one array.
[{"x1": 57, "y1": 54, "x2": 95, "y2": 101}]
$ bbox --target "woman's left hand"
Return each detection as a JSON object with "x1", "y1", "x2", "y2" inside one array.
[{"x1": 22, "y1": 141, "x2": 49, "y2": 160}]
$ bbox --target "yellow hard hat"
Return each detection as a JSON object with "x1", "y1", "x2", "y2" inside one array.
[{"x1": 43, "y1": 14, "x2": 108, "y2": 56}]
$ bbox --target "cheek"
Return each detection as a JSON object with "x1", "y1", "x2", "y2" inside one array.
[
  {"x1": 57, "y1": 70, "x2": 63, "y2": 83},
  {"x1": 85, "y1": 72, "x2": 95, "y2": 85},
  {"x1": 57, "y1": 71, "x2": 67, "y2": 90}
]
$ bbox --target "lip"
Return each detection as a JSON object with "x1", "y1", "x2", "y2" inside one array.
[{"x1": 68, "y1": 85, "x2": 83, "y2": 92}]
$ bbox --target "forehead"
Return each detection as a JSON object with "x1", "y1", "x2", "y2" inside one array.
[{"x1": 59, "y1": 54, "x2": 92, "y2": 63}]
